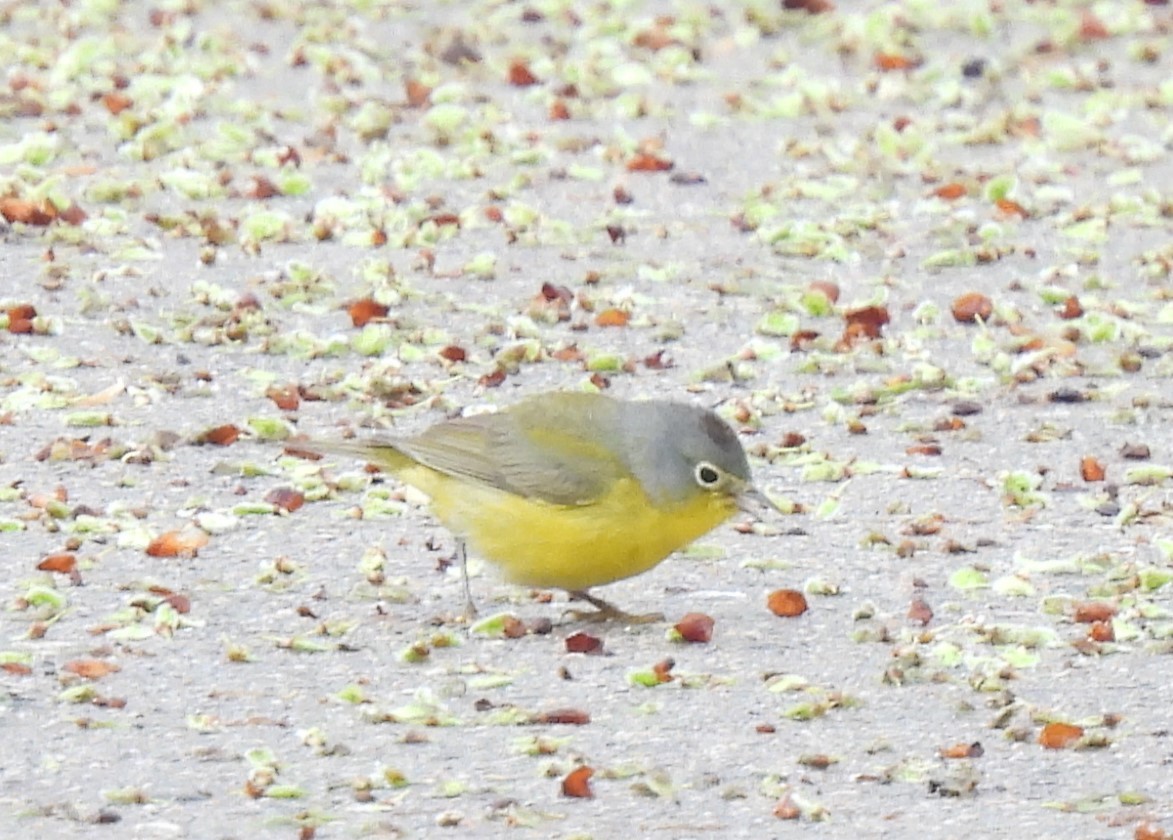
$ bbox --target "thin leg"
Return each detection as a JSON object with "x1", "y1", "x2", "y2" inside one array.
[
  {"x1": 566, "y1": 590, "x2": 664, "y2": 625},
  {"x1": 458, "y1": 538, "x2": 477, "y2": 620}
]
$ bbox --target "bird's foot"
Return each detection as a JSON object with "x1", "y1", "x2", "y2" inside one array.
[{"x1": 566, "y1": 591, "x2": 664, "y2": 625}]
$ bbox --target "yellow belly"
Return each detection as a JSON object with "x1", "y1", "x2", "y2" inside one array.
[{"x1": 399, "y1": 464, "x2": 737, "y2": 591}]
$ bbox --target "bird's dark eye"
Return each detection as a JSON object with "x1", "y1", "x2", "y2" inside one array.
[{"x1": 695, "y1": 462, "x2": 721, "y2": 487}]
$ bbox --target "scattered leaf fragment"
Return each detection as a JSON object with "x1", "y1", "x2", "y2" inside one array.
[
  {"x1": 767, "y1": 589, "x2": 808, "y2": 618},
  {"x1": 561, "y1": 766, "x2": 594, "y2": 798}
]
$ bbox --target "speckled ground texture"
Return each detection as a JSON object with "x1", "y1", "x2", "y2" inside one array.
[{"x1": 2, "y1": 1, "x2": 1173, "y2": 838}]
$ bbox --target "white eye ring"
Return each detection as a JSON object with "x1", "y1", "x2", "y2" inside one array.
[{"x1": 695, "y1": 461, "x2": 722, "y2": 488}]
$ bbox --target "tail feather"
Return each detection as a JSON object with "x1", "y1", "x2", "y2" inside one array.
[{"x1": 293, "y1": 437, "x2": 413, "y2": 472}]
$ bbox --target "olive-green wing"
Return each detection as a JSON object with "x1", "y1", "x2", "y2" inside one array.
[{"x1": 399, "y1": 407, "x2": 627, "y2": 506}]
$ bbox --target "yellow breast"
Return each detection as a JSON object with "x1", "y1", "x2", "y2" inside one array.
[{"x1": 398, "y1": 464, "x2": 737, "y2": 591}]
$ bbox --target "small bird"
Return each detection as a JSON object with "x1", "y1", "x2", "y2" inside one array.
[{"x1": 301, "y1": 391, "x2": 773, "y2": 622}]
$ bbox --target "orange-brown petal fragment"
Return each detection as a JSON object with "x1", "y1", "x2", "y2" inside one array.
[
  {"x1": 550, "y1": 345, "x2": 584, "y2": 362},
  {"x1": 146, "y1": 529, "x2": 209, "y2": 558},
  {"x1": 674, "y1": 612, "x2": 715, "y2": 643},
  {"x1": 1079, "y1": 456, "x2": 1106, "y2": 482},
  {"x1": 1038, "y1": 722, "x2": 1083, "y2": 749},
  {"x1": 548, "y1": 99, "x2": 570, "y2": 121},
  {"x1": 404, "y1": 78, "x2": 431, "y2": 107},
  {"x1": 501, "y1": 616, "x2": 527, "y2": 639},
  {"x1": 533, "y1": 708, "x2": 591, "y2": 725},
  {"x1": 64, "y1": 659, "x2": 121, "y2": 680},
  {"x1": 907, "y1": 597, "x2": 933, "y2": 626},
  {"x1": 197, "y1": 424, "x2": 240, "y2": 446},
  {"x1": 348, "y1": 297, "x2": 389, "y2": 327},
  {"x1": 1072, "y1": 601, "x2": 1116, "y2": 624},
  {"x1": 767, "y1": 589, "x2": 808, "y2": 617},
  {"x1": 161, "y1": 592, "x2": 192, "y2": 614},
  {"x1": 783, "y1": 0, "x2": 834, "y2": 12},
  {"x1": 265, "y1": 487, "x2": 305, "y2": 513},
  {"x1": 1134, "y1": 823, "x2": 1168, "y2": 840},
  {"x1": 438, "y1": 344, "x2": 467, "y2": 362},
  {"x1": 37, "y1": 553, "x2": 78, "y2": 574},
  {"x1": 1078, "y1": 10, "x2": 1109, "y2": 40},
  {"x1": 874, "y1": 52, "x2": 919, "y2": 71},
  {"x1": 773, "y1": 795, "x2": 801, "y2": 819},
  {"x1": 626, "y1": 152, "x2": 673, "y2": 172},
  {"x1": 594, "y1": 308, "x2": 630, "y2": 327},
  {"x1": 934, "y1": 183, "x2": 967, "y2": 200},
  {"x1": 939, "y1": 742, "x2": 984, "y2": 759},
  {"x1": 58, "y1": 204, "x2": 88, "y2": 225},
  {"x1": 1059, "y1": 296, "x2": 1083, "y2": 319},
  {"x1": 561, "y1": 766, "x2": 594, "y2": 798},
  {"x1": 843, "y1": 305, "x2": 890, "y2": 338},
  {"x1": 1088, "y1": 621, "x2": 1114, "y2": 642},
  {"x1": 565, "y1": 631, "x2": 604, "y2": 654},
  {"x1": 7, "y1": 303, "x2": 37, "y2": 322},
  {"x1": 265, "y1": 384, "x2": 300, "y2": 411},
  {"x1": 951, "y1": 292, "x2": 993, "y2": 323},
  {"x1": 809, "y1": 280, "x2": 840, "y2": 303},
  {"x1": 102, "y1": 91, "x2": 134, "y2": 114},
  {"x1": 0, "y1": 198, "x2": 57, "y2": 225},
  {"x1": 995, "y1": 198, "x2": 1029, "y2": 218},
  {"x1": 508, "y1": 59, "x2": 540, "y2": 86}
]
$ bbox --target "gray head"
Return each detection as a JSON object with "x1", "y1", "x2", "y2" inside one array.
[{"x1": 621, "y1": 400, "x2": 752, "y2": 506}]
